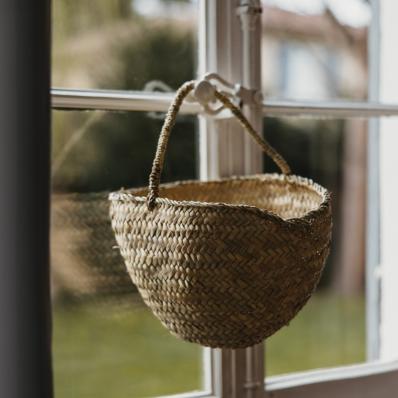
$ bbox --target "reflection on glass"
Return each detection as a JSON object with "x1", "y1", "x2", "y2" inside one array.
[
  {"x1": 261, "y1": 0, "x2": 370, "y2": 101},
  {"x1": 263, "y1": 116, "x2": 366, "y2": 376},
  {"x1": 51, "y1": 111, "x2": 201, "y2": 398},
  {"x1": 261, "y1": 2, "x2": 369, "y2": 372},
  {"x1": 52, "y1": 0, "x2": 197, "y2": 90}
]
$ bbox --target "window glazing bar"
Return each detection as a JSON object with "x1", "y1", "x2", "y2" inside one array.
[
  {"x1": 52, "y1": 88, "x2": 398, "y2": 118},
  {"x1": 51, "y1": 88, "x2": 201, "y2": 114},
  {"x1": 262, "y1": 100, "x2": 398, "y2": 118}
]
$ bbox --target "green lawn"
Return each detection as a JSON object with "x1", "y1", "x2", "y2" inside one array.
[
  {"x1": 266, "y1": 292, "x2": 365, "y2": 376},
  {"x1": 53, "y1": 293, "x2": 365, "y2": 398}
]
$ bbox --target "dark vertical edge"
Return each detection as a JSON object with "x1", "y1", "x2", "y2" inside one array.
[{"x1": 0, "y1": 1, "x2": 53, "y2": 397}]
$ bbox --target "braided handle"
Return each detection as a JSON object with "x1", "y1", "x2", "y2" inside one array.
[{"x1": 147, "y1": 81, "x2": 291, "y2": 210}]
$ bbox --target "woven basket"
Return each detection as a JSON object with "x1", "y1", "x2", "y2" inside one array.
[{"x1": 110, "y1": 81, "x2": 332, "y2": 348}]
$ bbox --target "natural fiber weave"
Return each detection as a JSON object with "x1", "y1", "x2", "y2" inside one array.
[
  {"x1": 51, "y1": 192, "x2": 134, "y2": 301},
  {"x1": 109, "y1": 81, "x2": 332, "y2": 348}
]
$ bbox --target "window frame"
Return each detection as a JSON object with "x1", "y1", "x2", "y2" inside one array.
[{"x1": 50, "y1": 0, "x2": 398, "y2": 397}]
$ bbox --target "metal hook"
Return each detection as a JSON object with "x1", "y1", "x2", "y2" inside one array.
[{"x1": 187, "y1": 73, "x2": 263, "y2": 116}]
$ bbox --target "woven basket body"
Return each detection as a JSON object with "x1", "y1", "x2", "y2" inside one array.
[
  {"x1": 110, "y1": 174, "x2": 331, "y2": 348},
  {"x1": 109, "y1": 81, "x2": 332, "y2": 348}
]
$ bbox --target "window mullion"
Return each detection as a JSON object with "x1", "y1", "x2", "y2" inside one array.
[
  {"x1": 366, "y1": 0, "x2": 381, "y2": 361},
  {"x1": 378, "y1": 0, "x2": 398, "y2": 361},
  {"x1": 198, "y1": 1, "x2": 265, "y2": 397}
]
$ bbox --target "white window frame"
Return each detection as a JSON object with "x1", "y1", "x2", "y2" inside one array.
[{"x1": 51, "y1": 0, "x2": 398, "y2": 397}]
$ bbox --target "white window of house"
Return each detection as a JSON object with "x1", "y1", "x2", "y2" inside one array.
[{"x1": 51, "y1": 0, "x2": 398, "y2": 397}]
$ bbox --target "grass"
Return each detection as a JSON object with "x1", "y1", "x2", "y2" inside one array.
[
  {"x1": 53, "y1": 292, "x2": 365, "y2": 398},
  {"x1": 53, "y1": 299, "x2": 202, "y2": 398},
  {"x1": 266, "y1": 292, "x2": 365, "y2": 376}
]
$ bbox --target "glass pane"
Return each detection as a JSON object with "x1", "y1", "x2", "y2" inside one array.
[
  {"x1": 263, "y1": 116, "x2": 366, "y2": 376},
  {"x1": 52, "y1": 0, "x2": 197, "y2": 90},
  {"x1": 51, "y1": 110, "x2": 202, "y2": 398},
  {"x1": 261, "y1": 0, "x2": 370, "y2": 101}
]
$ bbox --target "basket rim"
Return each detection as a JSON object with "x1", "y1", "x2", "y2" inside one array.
[{"x1": 109, "y1": 173, "x2": 331, "y2": 223}]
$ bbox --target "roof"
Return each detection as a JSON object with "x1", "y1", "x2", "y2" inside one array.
[{"x1": 262, "y1": 5, "x2": 367, "y2": 49}]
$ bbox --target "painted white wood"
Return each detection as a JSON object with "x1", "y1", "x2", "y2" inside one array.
[
  {"x1": 238, "y1": 0, "x2": 263, "y2": 175},
  {"x1": 378, "y1": 0, "x2": 398, "y2": 361},
  {"x1": 266, "y1": 361, "x2": 398, "y2": 398},
  {"x1": 158, "y1": 392, "x2": 214, "y2": 398},
  {"x1": 51, "y1": 88, "x2": 201, "y2": 114},
  {"x1": 262, "y1": 100, "x2": 398, "y2": 118},
  {"x1": 52, "y1": 88, "x2": 398, "y2": 118},
  {"x1": 268, "y1": 371, "x2": 398, "y2": 398},
  {"x1": 366, "y1": 0, "x2": 381, "y2": 361},
  {"x1": 267, "y1": 360, "x2": 398, "y2": 389},
  {"x1": 198, "y1": 0, "x2": 245, "y2": 181},
  {"x1": 198, "y1": 1, "x2": 265, "y2": 397}
]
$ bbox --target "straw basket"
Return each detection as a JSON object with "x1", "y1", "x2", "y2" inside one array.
[{"x1": 109, "y1": 81, "x2": 332, "y2": 348}]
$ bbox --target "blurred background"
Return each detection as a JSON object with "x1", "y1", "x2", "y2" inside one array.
[{"x1": 51, "y1": 0, "x2": 370, "y2": 396}]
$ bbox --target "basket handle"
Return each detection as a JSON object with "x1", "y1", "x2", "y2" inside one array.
[{"x1": 147, "y1": 80, "x2": 291, "y2": 210}]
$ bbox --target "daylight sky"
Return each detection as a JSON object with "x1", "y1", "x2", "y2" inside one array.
[
  {"x1": 264, "y1": 0, "x2": 371, "y2": 27},
  {"x1": 135, "y1": 0, "x2": 371, "y2": 28}
]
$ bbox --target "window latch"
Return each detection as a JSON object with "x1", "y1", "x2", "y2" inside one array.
[{"x1": 187, "y1": 73, "x2": 263, "y2": 116}]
